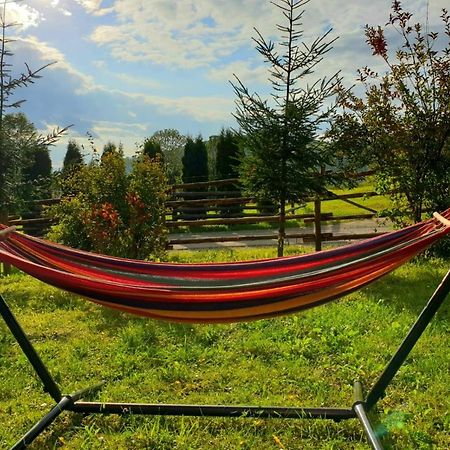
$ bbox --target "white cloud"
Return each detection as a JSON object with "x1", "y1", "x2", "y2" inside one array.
[
  {"x1": 86, "y1": 0, "x2": 450, "y2": 84},
  {"x1": 114, "y1": 72, "x2": 161, "y2": 90},
  {"x1": 207, "y1": 60, "x2": 268, "y2": 85},
  {"x1": 89, "y1": 0, "x2": 273, "y2": 68},
  {"x1": 4, "y1": 2, "x2": 43, "y2": 30},
  {"x1": 16, "y1": 34, "x2": 233, "y2": 125},
  {"x1": 17, "y1": 36, "x2": 100, "y2": 94},
  {"x1": 75, "y1": 0, "x2": 114, "y2": 16}
]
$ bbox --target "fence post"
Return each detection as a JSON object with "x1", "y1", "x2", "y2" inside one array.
[
  {"x1": 314, "y1": 198, "x2": 322, "y2": 252},
  {"x1": 0, "y1": 210, "x2": 11, "y2": 275}
]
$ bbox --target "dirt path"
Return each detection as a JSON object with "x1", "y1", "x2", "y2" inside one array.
[{"x1": 169, "y1": 218, "x2": 393, "y2": 250}]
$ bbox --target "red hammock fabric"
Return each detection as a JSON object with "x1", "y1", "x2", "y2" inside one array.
[{"x1": 0, "y1": 210, "x2": 449, "y2": 323}]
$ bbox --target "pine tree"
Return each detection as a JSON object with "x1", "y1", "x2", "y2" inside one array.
[
  {"x1": 215, "y1": 128, "x2": 242, "y2": 216},
  {"x1": 215, "y1": 128, "x2": 240, "y2": 180},
  {"x1": 232, "y1": 0, "x2": 342, "y2": 256},
  {"x1": 142, "y1": 138, "x2": 162, "y2": 160},
  {"x1": 182, "y1": 136, "x2": 208, "y2": 183},
  {"x1": 63, "y1": 140, "x2": 83, "y2": 172}
]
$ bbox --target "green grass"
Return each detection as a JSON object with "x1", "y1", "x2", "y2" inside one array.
[{"x1": 0, "y1": 249, "x2": 449, "y2": 449}]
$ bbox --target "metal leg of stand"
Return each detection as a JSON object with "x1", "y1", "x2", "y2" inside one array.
[
  {"x1": 353, "y1": 382, "x2": 383, "y2": 450},
  {"x1": 0, "y1": 295, "x2": 62, "y2": 402},
  {"x1": 10, "y1": 396, "x2": 73, "y2": 450},
  {"x1": 366, "y1": 270, "x2": 450, "y2": 409},
  {"x1": 9, "y1": 383, "x2": 105, "y2": 450}
]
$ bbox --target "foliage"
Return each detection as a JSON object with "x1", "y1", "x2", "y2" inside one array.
[
  {"x1": 1, "y1": 113, "x2": 53, "y2": 208},
  {"x1": 49, "y1": 150, "x2": 168, "y2": 259},
  {"x1": 215, "y1": 128, "x2": 240, "y2": 179},
  {"x1": 215, "y1": 128, "x2": 242, "y2": 216},
  {"x1": 101, "y1": 142, "x2": 124, "y2": 162},
  {"x1": 0, "y1": 3, "x2": 66, "y2": 217},
  {"x1": 329, "y1": 1, "x2": 450, "y2": 223},
  {"x1": 142, "y1": 137, "x2": 162, "y2": 160},
  {"x1": 151, "y1": 128, "x2": 187, "y2": 183},
  {"x1": 232, "y1": 0, "x2": 343, "y2": 256},
  {"x1": 182, "y1": 135, "x2": 209, "y2": 183},
  {"x1": 63, "y1": 139, "x2": 84, "y2": 173}
]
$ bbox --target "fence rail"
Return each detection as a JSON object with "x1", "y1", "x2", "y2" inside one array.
[{"x1": 4, "y1": 174, "x2": 393, "y2": 250}]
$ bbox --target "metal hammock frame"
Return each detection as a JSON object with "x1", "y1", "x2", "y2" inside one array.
[{"x1": 1, "y1": 214, "x2": 449, "y2": 450}]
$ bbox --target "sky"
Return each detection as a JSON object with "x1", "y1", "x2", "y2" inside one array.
[{"x1": 5, "y1": 0, "x2": 449, "y2": 168}]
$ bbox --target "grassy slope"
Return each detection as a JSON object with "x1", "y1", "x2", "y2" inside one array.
[{"x1": 0, "y1": 248, "x2": 449, "y2": 450}]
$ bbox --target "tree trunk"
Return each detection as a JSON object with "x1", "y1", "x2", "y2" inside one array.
[{"x1": 277, "y1": 194, "x2": 286, "y2": 257}]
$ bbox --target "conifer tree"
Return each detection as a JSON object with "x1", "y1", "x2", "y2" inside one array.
[
  {"x1": 142, "y1": 138, "x2": 162, "y2": 160},
  {"x1": 232, "y1": 0, "x2": 342, "y2": 256},
  {"x1": 63, "y1": 140, "x2": 84, "y2": 172},
  {"x1": 215, "y1": 128, "x2": 242, "y2": 216},
  {"x1": 215, "y1": 128, "x2": 240, "y2": 180},
  {"x1": 182, "y1": 136, "x2": 208, "y2": 183}
]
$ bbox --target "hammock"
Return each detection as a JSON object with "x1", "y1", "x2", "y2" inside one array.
[
  {"x1": 1, "y1": 210, "x2": 449, "y2": 323},
  {"x1": 1, "y1": 212, "x2": 450, "y2": 450}
]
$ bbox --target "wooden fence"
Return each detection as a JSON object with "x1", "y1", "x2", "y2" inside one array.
[{"x1": 5, "y1": 175, "x2": 390, "y2": 251}]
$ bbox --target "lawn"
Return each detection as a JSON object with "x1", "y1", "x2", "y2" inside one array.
[{"x1": 0, "y1": 247, "x2": 449, "y2": 449}]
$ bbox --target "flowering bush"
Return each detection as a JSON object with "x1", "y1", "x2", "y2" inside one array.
[{"x1": 49, "y1": 151, "x2": 168, "y2": 259}]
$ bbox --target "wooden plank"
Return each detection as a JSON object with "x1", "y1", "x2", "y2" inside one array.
[
  {"x1": 169, "y1": 232, "x2": 333, "y2": 245},
  {"x1": 8, "y1": 217, "x2": 54, "y2": 226},
  {"x1": 171, "y1": 191, "x2": 242, "y2": 198},
  {"x1": 166, "y1": 214, "x2": 318, "y2": 228},
  {"x1": 325, "y1": 232, "x2": 387, "y2": 241},
  {"x1": 167, "y1": 197, "x2": 253, "y2": 207},
  {"x1": 304, "y1": 213, "x2": 375, "y2": 223},
  {"x1": 170, "y1": 178, "x2": 239, "y2": 190}
]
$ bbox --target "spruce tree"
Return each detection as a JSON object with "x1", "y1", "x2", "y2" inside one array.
[
  {"x1": 182, "y1": 136, "x2": 209, "y2": 218},
  {"x1": 215, "y1": 128, "x2": 242, "y2": 216},
  {"x1": 215, "y1": 128, "x2": 240, "y2": 179},
  {"x1": 142, "y1": 138, "x2": 163, "y2": 160},
  {"x1": 232, "y1": 0, "x2": 342, "y2": 256},
  {"x1": 182, "y1": 136, "x2": 208, "y2": 183},
  {"x1": 63, "y1": 140, "x2": 83, "y2": 172}
]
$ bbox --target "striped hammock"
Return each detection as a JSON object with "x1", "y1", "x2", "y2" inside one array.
[{"x1": 0, "y1": 210, "x2": 449, "y2": 324}]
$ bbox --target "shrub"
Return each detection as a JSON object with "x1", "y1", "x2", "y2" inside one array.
[{"x1": 48, "y1": 151, "x2": 168, "y2": 259}]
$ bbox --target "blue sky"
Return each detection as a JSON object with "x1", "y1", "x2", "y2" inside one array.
[{"x1": 6, "y1": 0, "x2": 448, "y2": 168}]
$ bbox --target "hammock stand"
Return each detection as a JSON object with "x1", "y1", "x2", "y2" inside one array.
[{"x1": 0, "y1": 213, "x2": 449, "y2": 450}]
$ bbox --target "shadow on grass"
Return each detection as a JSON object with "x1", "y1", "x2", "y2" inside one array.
[{"x1": 360, "y1": 257, "x2": 449, "y2": 319}]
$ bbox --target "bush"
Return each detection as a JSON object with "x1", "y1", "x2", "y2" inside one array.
[{"x1": 48, "y1": 151, "x2": 168, "y2": 259}]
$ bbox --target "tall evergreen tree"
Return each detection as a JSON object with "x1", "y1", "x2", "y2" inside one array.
[
  {"x1": 23, "y1": 147, "x2": 52, "y2": 182},
  {"x1": 182, "y1": 136, "x2": 209, "y2": 183},
  {"x1": 142, "y1": 138, "x2": 162, "y2": 160},
  {"x1": 215, "y1": 129, "x2": 242, "y2": 216},
  {"x1": 63, "y1": 140, "x2": 83, "y2": 172},
  {"x1": 232, "y1": 0, "x2": 342, "y2": 256},
  {"x1": 215, "y1": 128, "x2": 240, "y2": 179}
]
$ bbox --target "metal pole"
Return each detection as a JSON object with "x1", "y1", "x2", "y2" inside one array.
[
  {"x1": 10, "y1": 396, "x2": 73, "y2": 450},
  {"x1": 71, "y1": 401, "x2": 355, "y2": 420},
  {"x1": 353, "y1": 382, "x2": 384, "y2": 450},
  {"x1": 0, "y1": 295, "x2": 62, "y2": 402},
  {"x1": 366, "y1": 270, "x2": 450, "y2": 410}
]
